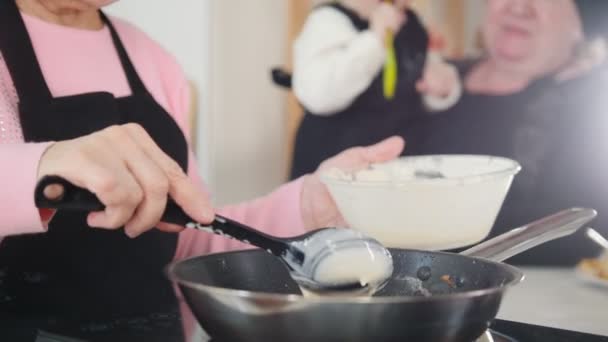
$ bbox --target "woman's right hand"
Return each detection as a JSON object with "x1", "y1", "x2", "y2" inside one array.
[
  {"x1": 36, "y1": 123, "x2": 214, "y2": 238},
  {"x1": 370, "y1": 3, "x2": 406, "y2": 42}
]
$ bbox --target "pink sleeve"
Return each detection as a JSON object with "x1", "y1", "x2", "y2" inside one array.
[
  {"x1": 0, "y1": 142, "x2": 53, "y2": 239},
  {"x1": 174, "y1": 176, "x2": 306, "y2": 260},
  {"x1": 151, "y1": 45, "x2": 308, "y2": 259}
]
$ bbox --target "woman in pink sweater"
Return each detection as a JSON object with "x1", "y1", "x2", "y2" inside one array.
[{"x1": 0, "y1": 0, "x2": 404, "y2": 340}]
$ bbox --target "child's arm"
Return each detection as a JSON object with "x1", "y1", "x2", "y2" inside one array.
[{"x1": 293, "y1": 6, "x2": 401, "y2": 115}]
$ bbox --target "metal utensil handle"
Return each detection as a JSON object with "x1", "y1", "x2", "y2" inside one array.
[
  {"x1": 35, "y1": 175, "x2": 194, "y2": 225},
  {"x1": 585, "y1": 228, "x2": 608, "y2": 250},
  {"x1": 186, "y1": 216, "x2": 290, "y2": 256},
  {"x1": 35, "y1": 175, "x2": 105, "y2": 211},
  {"x1": 34, "y1": 175, "x2": 289, "y2": 256},
  {"x1": 461, "y1": 208, "x2": 597, "y2": 262}
]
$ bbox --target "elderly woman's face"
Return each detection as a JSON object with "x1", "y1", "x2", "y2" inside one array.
[{"x1": 483, "y1": 0, "x2": 583, "y2": 77}]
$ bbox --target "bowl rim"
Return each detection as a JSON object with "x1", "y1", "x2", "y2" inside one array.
[{"x1": 320, "y1": 154, "x2": 522, "y2": 187}]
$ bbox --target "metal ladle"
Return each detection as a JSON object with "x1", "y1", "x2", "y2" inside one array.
[{"x1": 34, "y1": 176, "x2": 393, "y2": 295}]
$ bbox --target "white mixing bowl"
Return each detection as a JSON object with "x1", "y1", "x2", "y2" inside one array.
[{"x1": 320, "y1": 155, "x2": 521, "y2": 250}]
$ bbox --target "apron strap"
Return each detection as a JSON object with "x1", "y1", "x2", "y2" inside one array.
[
  {"x1": 0, "y1": 0, "x2": 53, "y2": 104},
  {"x1": 100, "y1": 11, "x2": 148, "y2": 96},
  {"x1": 0, "y1": 2, "x2": 149, "y2": 104}
]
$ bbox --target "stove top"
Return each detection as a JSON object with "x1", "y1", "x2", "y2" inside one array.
[
  {"x1": 200, "y1": 321, "x2": 608, "y2": 342},
  {"x1": 483, "y1": 330, "x2": 518, "y2": 342},
  {"x1": 3, "y1": 318, "x2": 608, "y2": 342},
  {"x1": 491, "y1": 320, "x2": 608, "y2": 342},
  {"x1": 203, "y1": 330, "x2": 517, "y2": 342}
]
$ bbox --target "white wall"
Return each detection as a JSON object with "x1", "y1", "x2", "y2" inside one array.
[
  {"x1": 207, "y1": 1, "x2": 289, "y2": 205},
  {"x1": 464, "y1": 0, "x2": 485, "y2": 57},
  {"x1": 105, "y1": 0, "x2": 212, "y2": 180},
  {"x1": 105, "y1": 1, "x2": 290, "y2": 206}
]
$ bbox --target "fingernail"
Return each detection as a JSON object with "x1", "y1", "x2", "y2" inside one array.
[
  {"x1": 203, "y1": 211, "x2": 215, "y2": 223},
  {"x1": 125, "y1": 228, "x2": 138, "y2": 239},
  {"x1": 87, "y1": 212, "x2": 100, "y2": 227}
]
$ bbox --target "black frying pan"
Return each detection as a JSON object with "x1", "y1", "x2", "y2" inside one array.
[{"x1": 168, "y1": 208, "x2": 596, "y2": 342}]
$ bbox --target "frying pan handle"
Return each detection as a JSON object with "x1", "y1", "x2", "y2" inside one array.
[
  {"x1": 461, "y1": 208, "x2": 597, "y2": 262},
  {"x1": 585, "y1": 228, "x2": 608, "y2": 250}
]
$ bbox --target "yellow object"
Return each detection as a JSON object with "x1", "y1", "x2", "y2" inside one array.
[
  {"x1": 383, "y1": 31, "x2": 397, "y2": 99},
  {"x1": 382, "y1": 0, "x2": 397, "y2": 99}
]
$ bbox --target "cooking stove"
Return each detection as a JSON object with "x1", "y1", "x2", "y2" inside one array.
[
  {"x1": 200, "y1": 325, "x2": 608, "y2": 342},
  {"x1": 4, "y1": 316, "x2": 607, "y2": 342},
  {"x1": 482, "y1": 330, "x2": 517, "y2": 342},
  {"x1": 202, "y1": 329, "x2": 516, "y2": 342}
]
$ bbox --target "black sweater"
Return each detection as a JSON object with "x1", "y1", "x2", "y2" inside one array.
[{"x1": 403, "y1": 60, "x2": 608, "y2": 266}]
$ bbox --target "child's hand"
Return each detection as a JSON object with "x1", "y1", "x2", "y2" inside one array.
[
  {"x1": 370, "y1": 3, "x2": 405, "y2": 42},
  {"x1": 416, "y1": 55, "x2": 460, "y2": 99}
]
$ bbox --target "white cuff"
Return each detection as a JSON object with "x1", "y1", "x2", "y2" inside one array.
[{"x1": 423, "y1": 64, "x2": 463, "y2": 112}]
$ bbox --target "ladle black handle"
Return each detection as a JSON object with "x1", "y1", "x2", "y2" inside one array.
[{"x1": 35, "y1": 176, "x2": 290, "y2": 256}]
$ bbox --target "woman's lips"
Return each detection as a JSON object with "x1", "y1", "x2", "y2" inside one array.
[
  {"x1": 502, "y1": 24, "x2": 532, "y2": 38},
  {"x1": 494, "y1": 23, "x2": 534, "y2": 61}
]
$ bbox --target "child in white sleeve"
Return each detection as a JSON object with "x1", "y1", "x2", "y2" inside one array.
[{"x1": 290, "y1": 0, "x2": 461, "y2": 179}]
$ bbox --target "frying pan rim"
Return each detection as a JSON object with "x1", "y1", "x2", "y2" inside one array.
[{"x1": 166, "y1": 248, "x2": 525, "y2": 304}]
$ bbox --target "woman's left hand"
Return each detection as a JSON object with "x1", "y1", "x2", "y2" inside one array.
[
  {"x1": 416, "y1": 53, "x2": 462, "y2": 111},
  {"x1": 416, "y1": 55, "x2": 460, "y2": 99},
  {"x1": 300, "y1": 136, "x2": 405, "y2": 230}
]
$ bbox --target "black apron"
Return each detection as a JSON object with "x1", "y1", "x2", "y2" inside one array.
[
  {"x1": 0, "y1": 1, "x2": 188, "y2": 340},
  {"x1": 290, "y1": 3, "x2": 428, "y2": 179}
]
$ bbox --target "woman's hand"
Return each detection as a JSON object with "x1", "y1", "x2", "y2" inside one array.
[
  {"x1": 37, "y1": 123, "x2": 214, "y2": 238},
  {"x1": 416, "y1": 53, "x2": 462, "y2": 110},
  {"x1": 300, "y1": 136, "x2": 405, "y2": 230},
  {"x1": 416, "y1": 55, "x2": 461, "y2": 99}
]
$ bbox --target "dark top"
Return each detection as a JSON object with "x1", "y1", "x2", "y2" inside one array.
[
  {"x1": 404, "y1": 59, "x2": 608, "y2": 265},
  {"x1": 290, "y1": 3, "x2": 429, "y2": 179}
]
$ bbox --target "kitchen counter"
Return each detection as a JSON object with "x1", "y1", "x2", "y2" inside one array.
[{"x1": 498, "y1": 267, "x2": 608, "y2": 337}]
